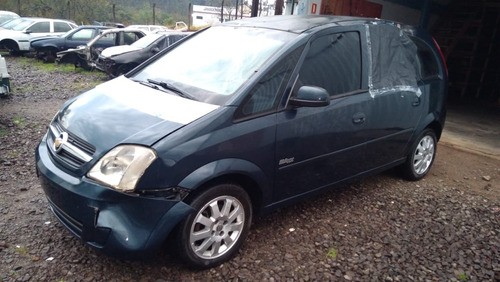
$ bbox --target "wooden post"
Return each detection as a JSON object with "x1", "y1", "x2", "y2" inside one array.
[
  {"x1": 251, "y1": 0, "x2": 259, "y2": 17},
  {"x1": 275, "y1": 0, "x2": 283, "y2": 15},
  {"x1": 153, "y1": 3, "x2": 156, "y2": 25},
  {"x1": 221, "y1": 0, "x2": 224, "y2": 22},
  {"x1": 235, "y1": 0, "x2": 239, "y2": 19}
]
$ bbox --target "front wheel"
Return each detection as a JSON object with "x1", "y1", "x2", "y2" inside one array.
[
  {"x1": 402, "y1": 129, "x2": 437, "y2": 181},
  {"x1": 176, "y1": 183, "x2": 252, "y2": 268}
]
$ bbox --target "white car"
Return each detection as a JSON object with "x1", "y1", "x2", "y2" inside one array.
[
  {"x1": 0, "y1": 17, "x2": 77, "y2": 55},
  {"x1": 0, "y1": 10, "x2": 19, "y2": 25},
  {"x1": 127, "y1": 25, "x2": 171, "y2": 33}
]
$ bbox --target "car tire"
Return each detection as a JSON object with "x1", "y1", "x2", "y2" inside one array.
[
  {"x1": 402, "y1": 129, "x2": 437, "y2": 181},
  {"x1": 42, "y1": 49, "x2": 56, "y2": 63},
  {"x1": 176, "y1": 183, "x2": 252, "y2": 268}
]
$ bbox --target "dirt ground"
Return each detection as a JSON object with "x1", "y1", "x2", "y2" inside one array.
[{"x1": 0, "y1": 56, "x2": 499, "y2": 281}]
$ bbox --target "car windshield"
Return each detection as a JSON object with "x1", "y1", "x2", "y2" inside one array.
[
  {"x1": 0, "y1": 14, "x2": 19, "y2": 25},
  {"x1": 11, "y1": 19, "x2": 35, "y2": 31},
  {"x1": 131, "y1": 33, "x2": 163, "y2": 48},
  {"x1": 132, "y1": 26, "x2": 296, "y2": 105},
  {"x1": 0, "y1": 18, "x2": 25, "y2": 29}
]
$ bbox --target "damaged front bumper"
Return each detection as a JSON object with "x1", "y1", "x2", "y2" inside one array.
[{"x1": 35, "y1": 136, "x2": 194, "y2": 258}]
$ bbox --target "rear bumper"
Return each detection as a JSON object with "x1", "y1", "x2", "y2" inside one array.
[{"x1": 35, "y1": 135, "x2": 194, "y2": 258}]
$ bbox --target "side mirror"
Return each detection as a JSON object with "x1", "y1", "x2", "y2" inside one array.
[
  {"x1": 24, "y1": 29, "x2": 32, "y2": 34},
  {"x1": 289, "y1": 86, "x2": 330, "y2": 107},
  {"x1": 151, "y1": 46, "x2": 160, "y2": 53}
]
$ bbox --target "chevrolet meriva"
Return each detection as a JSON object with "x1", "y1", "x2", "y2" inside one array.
[{"x1": 36, "y1": 15, "x2": 448, "y2": 268}]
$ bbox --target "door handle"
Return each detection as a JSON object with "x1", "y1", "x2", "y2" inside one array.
[
  {"x1": 412, "y1": 97, "x2": 421, "y2": 107},
  {"x1": 352, "y1": 113, "x2": 366, "y2": 124}
]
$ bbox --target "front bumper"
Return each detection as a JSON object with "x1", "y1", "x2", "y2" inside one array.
[
  {"x1": 95, "y1": 56, "x2": 114, "y2": 74},
  {"x1": 35, "y1": 135, "x2": 194, "y2": 258}
]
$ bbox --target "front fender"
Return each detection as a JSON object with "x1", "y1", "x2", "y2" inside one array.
[{"x1": 178, "y1": 158, "x2": 271, "y2": 204}]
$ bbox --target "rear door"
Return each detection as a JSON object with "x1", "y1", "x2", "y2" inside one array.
[{"x1": 273, "y1": 24, "x2": 424, "y2": 202}]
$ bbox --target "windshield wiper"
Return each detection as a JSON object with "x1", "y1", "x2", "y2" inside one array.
[
  {"x1": 147, "y1": 78, "x2": 197, "y2": 101},
  {"x1": 131, "y1": 78, "x2": 163, "y2": 91}
]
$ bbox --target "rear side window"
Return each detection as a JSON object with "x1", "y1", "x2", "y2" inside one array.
[
  {"x1": 54, "y1": 22, "x2": 72, "y2": 32},
  {"x1": 29, "y1": 22, "x2": 50, "y2": 33},
  {"x1": 410, "y1": 37, "x2": 439, "y2": 80},
  {"x1": 298, "y1": 32, "x2": 362, "y2": 96}
]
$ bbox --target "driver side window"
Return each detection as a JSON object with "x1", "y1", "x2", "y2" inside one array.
[
  {"x1": 237, "y1": 46, "x2": 304, "y2": 119},
  {"x1": 298, "y1": 31, "x2": 362, "y2": 96}
]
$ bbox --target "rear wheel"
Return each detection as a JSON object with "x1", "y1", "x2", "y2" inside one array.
[
  {"x1": 176, "y1": 183, "x2": 252, "y2": 268},
  {"x1": 402, "y1": 129, "x2": 437, "y2": 180}
]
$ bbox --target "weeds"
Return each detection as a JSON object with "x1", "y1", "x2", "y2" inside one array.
[
  {"x1": 12, "y1": 116, "x2": 25, "y2": 128},
  {"x1": 456, "y1": 272, "x2": 469, "y2": 282},
  {"x1": 14, "y1": 245, "x2": 28, "y2": 256},
  {"x1": 327, "y1": 247, "x2": 338, "y2": 259}
]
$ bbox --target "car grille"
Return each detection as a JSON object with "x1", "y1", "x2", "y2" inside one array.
[{"x1": 48, "y1": 121, "x2": 95, "y2": 169}]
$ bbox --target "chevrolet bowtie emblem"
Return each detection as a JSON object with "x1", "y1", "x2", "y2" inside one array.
[{"x1": 53, "y1": 132, "x2": 69, "y2": 153}]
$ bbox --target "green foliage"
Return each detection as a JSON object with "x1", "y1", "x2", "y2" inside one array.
[
  {"x1": 456, "y1": 272, "x2": 469, "y2": 282},
  {"x1": 12, "y1": 116, "x2": 25, "y2": 128},
  {"x1": 327, "y1": 248, "x2": 338, "y2": 259},
  {"x1": 0, "y1": 128, "x2": 7, "y2": 138},
  {"x1": 14, "y1": 245, "x2": 28, "y2": 256},
  {"x1": 1, "y1": 0, "x2": 198, "y2": 25}
]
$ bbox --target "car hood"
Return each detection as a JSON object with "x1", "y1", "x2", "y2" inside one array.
[
  {"x1": 0, "y1": 29, "x2": 26, "y2": 39},
  {"x1": 101, "y1": 45, "x2": 141, "y2": 58},
  {"x1": 57, "y1": 76, "x2": 219, "y2": 154}
]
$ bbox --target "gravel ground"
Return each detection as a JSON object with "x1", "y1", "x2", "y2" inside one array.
[{"x1": 0, "y1": 56, "x2": 499, "y2": 281}]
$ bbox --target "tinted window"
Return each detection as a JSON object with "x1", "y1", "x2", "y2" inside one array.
[
  {"x1": 54, "y1": 22, "x2": 72, "y2": 32},
  {"x1": 70, "y1": 29, "x2": 95, "y2": 40},
  {"x1": 29, "y1": 21, "x2": 50, "y2": 33},
  {"x1": 410, "y1": 37, "x2": 439, "y2": 79},
  {"x1": 239, "y1": 46, "x2": 304, "y2": 117},
  {"x1": 298, "y1": 32, "x2": 362, "y2": 96}
]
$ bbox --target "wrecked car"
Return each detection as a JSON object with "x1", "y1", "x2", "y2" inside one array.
[
  {"x1": 95, "y1": 32, "x2": 191, "y2": 77},
  {"x1": 56, "y1": 28, "x2": 146, "y2": 70},
  {"x1": 30, "y1": 25, "x2": 111, "y2": 63},
  {"x1": 36, "y1": 16, "x2": 447, "y2": 268}
]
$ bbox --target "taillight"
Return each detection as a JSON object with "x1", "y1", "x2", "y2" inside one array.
[{"x1": 432, "y1": 37, "x2": 448, "y2": 77}]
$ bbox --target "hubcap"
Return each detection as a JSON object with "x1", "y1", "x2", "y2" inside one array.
[
  {"x1": 413, "y1": 135, "x2": 435, "y2": 175},
  {"x1": 189, "y1": 196, "x2": 245, "y2": 259}
]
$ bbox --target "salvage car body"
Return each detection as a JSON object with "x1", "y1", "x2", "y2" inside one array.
[
  {"x1": 30, "y1": 25, "x2": 111, "y2": 62},
  {"x1": 95, "y1": 32, "x2": 191, "y2": 77},
  {"x1": 56, "y1": 28, "x2": 146, "y2": 69},
  {"x1": 0, "y1": 17, "x2": 77, "y2": 54},
  {"x1": 36, "y1": 16, "x2": 448, "y2": 268}
]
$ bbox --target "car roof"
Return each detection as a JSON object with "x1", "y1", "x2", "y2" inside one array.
[
  {"x1": 222, "y1": 15, "x2": 395, "y2": 34},
  {"x1": 0, "y1": 10, "x2": 20, "y2": 16}
]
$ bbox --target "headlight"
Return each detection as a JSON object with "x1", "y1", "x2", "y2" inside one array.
[{"x1": 87, "y1": 145, "x2": 157, "y2": 192}]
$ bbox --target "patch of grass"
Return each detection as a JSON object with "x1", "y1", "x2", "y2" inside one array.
[
  {"x1": 12, "y1": 116, "x2": 25, "y2": 128},
  {"x1": 14, "y1": 245, "x2": 28, "y2": 256},
  {"x1": 456, "y1": 272, "x2": 469, "y2": 282},
  {"x1": 0, "y1": 128, "x2": 7, "y2": 137},
  {"x1": 18, "y1": 57, "x2": 73, "y2": 73},
  {"x1": 327, "y1": 247, "x2": 338, "y2": 259}
]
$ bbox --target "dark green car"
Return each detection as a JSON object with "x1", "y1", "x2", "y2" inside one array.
[{"x1": 36, "y1": 15, "x2": 448, "y2": 268}]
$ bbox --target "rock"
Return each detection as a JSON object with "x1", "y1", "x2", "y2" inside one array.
[{"x1": 482, "y1": 175, "x2": 491, "y2": 181}]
